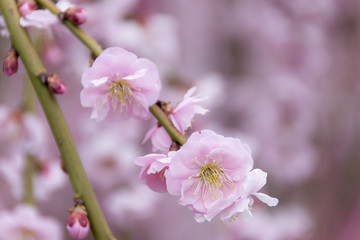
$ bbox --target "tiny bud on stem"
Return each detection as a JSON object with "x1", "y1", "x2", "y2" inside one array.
[
  {"x1": 65, "y1": 8, "x2": 88, "y2": 25},
  {"x1": 46, "y1": 73, "x2": 67, "y2": 94},
  {"x1": 3, "y1": 48, "x2": 18, "y2": 76},
  {"x1": 67, "y1": 204, "x2": 90, "y2": 240}
]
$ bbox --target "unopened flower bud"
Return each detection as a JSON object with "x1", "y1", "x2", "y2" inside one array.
[
  {"x1": 46, "y1": 74, "x2": 67, "y2": 94},
  {"x1": 18, "y1": 0, "x2": 37, "y2": 16},
  {"x1": 65, "y1": 8, "x2": 87, "y2": 25},
  {"x1": 67, "y1": 205, "x2": 90, "y2": 240},
  {"x1": 3, "y1": 49, "x2": 18, "y2": 76}
]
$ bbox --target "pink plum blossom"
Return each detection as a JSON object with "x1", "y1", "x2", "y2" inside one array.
[
  {"x1": 80, "y1": 47, "x2": 161, "y2": 121},
  {"x1": 134, "y1": 151, "x2": 175, "y2": 193},
  {"x1": 143, "y1": 87, "x2": 208, "y2": 151},
  {"x1": 165, "y1": 130, "x2": 278, "y2": 222},
  {"x1": 19, "y1": 0, "x2": 75, "y2": 28},
  {"x1": 0, "y1": 204, "x2": 63, "y2": 240},
  {"x1": 197, "y1": 168, "x2": 279, "y2": 223},
  {"x1": 19, "y1": 9, "x2": 58, "y2": 28}
]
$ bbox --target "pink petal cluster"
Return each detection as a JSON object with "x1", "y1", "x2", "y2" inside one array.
[
  {"x1": 80, "y1": 47, "x2": 161, "y2": 121},
  {"x1": 19, "y1": 9, "x2": 58, "y2": 28},
  {"x1": 0, "y1": 204, "x2": 63, "y2": 240},
  {"x1": 143, "y1": 87, "x2": 208, "y2": 151},
  {"x1": 19, "y1": 0, "x2": 75, "y2": 28},
  {"x1": 134, "y1": 151, "x2": 175, "y2": 193},
  {"x1": 163, "y1": 130, "x2": 278, "y2": 222}
]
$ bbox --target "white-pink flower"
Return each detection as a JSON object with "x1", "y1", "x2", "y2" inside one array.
[
  {"x1": 143, "y1": 87, "x2": 208, "y2": 151},
  {"x1": 0, "y1": 204, "x2": 63, "y2": 240},
  {"x1": 80, "y1": 47, "x2": 161, "y2": 121},
  {"x1": 134, "y1": 151, "x2": 175, "y2": 193},
  {"x1": 19, "y1": 0, "x2": 75, "y2": 28},
  {"x1": 19, "y1": 9, "x2": 58, "y2": 28},
  {"x1": 165, "y1": 130, "x2": 278, "y2": 222}
]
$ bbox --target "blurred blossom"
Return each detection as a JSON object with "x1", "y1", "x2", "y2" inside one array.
[
  {"x1": 19, "y1": 9, "x2": 58, "y2": 29},
  {"x1": 0, "y1": 204, "x2": 63, "y2": 240},
  {"x1": 104, "y1": 184, "x2": 159, "y2": 227},
  {"x1": 79, "y1": 125, "x2": 139, "y2": 190},
  {"x1": 227, "y1": 205, "x2": 312, "y2": 240},
  {"x1": 0, "y1": 154, "x2": 66, "y2": 201},
  {"x1": 0, "y1": 16, "x2": 9, "y2": 37},
  {"x1": 0, "y1": 106, "x2": 46, "y2": 157}
]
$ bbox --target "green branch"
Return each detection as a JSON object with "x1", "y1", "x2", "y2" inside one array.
[
  {"x1": 149, "y1": 104, "x2": 187, "y2": 145},
  {"x1": 35, "y1": 0, "x2": 103, "y2": 57},
  {"x1": 35, "y1": 0, "x2": 188, "y2": 146},
  {"x1": 23, "y1": 154, "x2": 35, "y2": 205},
  {"x1": 0, "y1": 1, "x2": 115, "y2": 239}
]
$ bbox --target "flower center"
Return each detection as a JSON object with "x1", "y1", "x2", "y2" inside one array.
[
  {"x1": 107, "y1": 79, "x2": 133, "y2": 113},
  {"x1": 192, "y1": 159, "x2": 234, "y2": 201}
]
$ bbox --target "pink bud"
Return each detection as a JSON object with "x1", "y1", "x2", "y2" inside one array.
[
  {"x1": 18, "y1": 0, "x2": 37, "y2": 16},
  {"x1": 66, "y1": 8, "x2": 87, "y2": 25},
  {"x1": 46, "y1": 74, "x2": 67, "y2": 94},
  {"x1": 67, "y1": 205, "x2": 90, "y2": 240},
  {"x1": 3, "y1": 49, "x2": 18, "y2": 76}
]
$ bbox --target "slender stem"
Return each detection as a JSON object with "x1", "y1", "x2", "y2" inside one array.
[
  {"x1": 149, "y1": 105, "x2": 187, "y2": 145},
  {"x1": 35, "y1": 0, "x2": 103, "y2": 57},
  {"x1": 22, "y1": 75, "x2": 36, "y2": 206},
  {"x1": 0, "y1": 1, "x2": 115, "y2": 239},
  {"x1": 35, "y1": 0, "x2": 188, "y2": 145},
  {"x1": 21, "y1": 75, "x2": 36, "y2": 112},
  {"x1": 23, "y1": 154, "x2": 35, "y2": 205}
]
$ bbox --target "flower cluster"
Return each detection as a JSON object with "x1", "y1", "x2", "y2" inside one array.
[
  {"x1": 136, "y1": 130, "x2": 278, "y2": 222},
  {"x1": 80, "y1": 46, "x2": 278, "y2": 222}
]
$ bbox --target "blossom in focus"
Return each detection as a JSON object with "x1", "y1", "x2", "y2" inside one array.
[
  {"x1": 80, "y1": 47, "x2": 161, "y2": 121},
  {"x1": 134, "y1": 151, "x2": 175, "y2": 193},
  {"x1": 0, "y1": 204, "x2": 63, "y2": 240},
  {"x1": 143, "y1": 87, "x2": 208, "y2": 151},
  {"x1": 165, "y1": 130, "x2": 278, "y2": 222},
  {"x1": 67, "y1": 205, "x2": 90, "y2": 240},
  {"x1": 196, "y1": 169, "x2": 279, "y2": 223}
]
